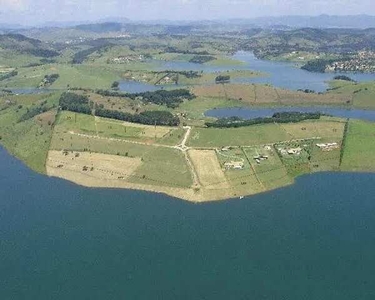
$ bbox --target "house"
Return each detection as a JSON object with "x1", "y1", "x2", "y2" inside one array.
[
  {"x1": 221, "y1": 146, "x2": 231, "y2": 151},
  {"x1": 224, "y1": 161, "x2": 244, "y2": 170},
  {"x1": 287, "y1": 147, "x2": 302, "y2": 155},
  {"x1": 316, "y1": 142, "x2": 339, "y2": 151}
]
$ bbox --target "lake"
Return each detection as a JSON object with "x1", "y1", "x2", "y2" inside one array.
[
  {"x1": 2, "y1": 146, "x2": 375, "y2": 299},
  {"x1": 232, "y1": 51, "x2": 375, "y2": 92},
  {"x1": 206, "y1": 106, "x2": 375, "y2": 122},
  {"x1": 118, "y1": 52, "x2": 375, "y2": 93}
]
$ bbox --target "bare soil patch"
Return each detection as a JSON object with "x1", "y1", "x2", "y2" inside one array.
[{"x1": 188, "y1": 149, "x2": 230, "y2": 189}]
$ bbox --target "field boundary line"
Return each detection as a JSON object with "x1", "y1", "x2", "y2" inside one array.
[{"x1": 241, "y1": 146, "x2": 265, "y2": 190}]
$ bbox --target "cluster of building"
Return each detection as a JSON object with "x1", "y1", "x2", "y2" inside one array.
[
  {"x1": 278, "y1": 146, "x2": 303, "y2": 156},
  {"x1": 253, "y1": 154, "x2": 269, "y2": 164},
  {"x1": 64, "y1": 37, "x2": 86, "y2": 45},
  {"x1": 326, "y1": 51, "x2": 375, "y2": 73},
  {"x1": 110, "y1": 55, "x2": 145, "y2": 64}
]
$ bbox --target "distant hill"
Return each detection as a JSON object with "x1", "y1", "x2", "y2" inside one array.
[
  {"x1": 243, "y1": 27, "x2": 375, "y2": 58},
  {"x1": 0, "y1": 34, "x2": 59, "y2": 57},
  {"x1": 75, "y1": 22, "x2": 123, "y2": 33},
  {"x1": 247, "y1": 15, "x2": 375, "y2": 29}
]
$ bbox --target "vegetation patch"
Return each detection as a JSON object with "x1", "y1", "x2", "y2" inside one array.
[
  {"x1": 341, "y1": 120, "x2": 375, "y2": 171},
  {"x1": 97, "y1": 89, "x2": 195, "y2": 108},
  {"x1": 59, "y1": 92, "x2": 92, "y2": 115},
  {"x1": 205, "y1": 112, "x2": 323, "y2": 128},
  {"x1": 95, "y1": 108, "x2": 180, "y2": 126}
]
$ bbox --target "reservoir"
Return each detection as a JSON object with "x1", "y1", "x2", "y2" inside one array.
[
  {"x1": 231, "y1": 51, "x2": 375, "y2": 92},
  {"x1": 2, "y1": 146, "x2": 375, "y2": 299},
  {"x1": 118, "y1": 52, "x2": 375, "y2": 93}
]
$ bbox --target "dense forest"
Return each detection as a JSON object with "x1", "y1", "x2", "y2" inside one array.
[
  {"x1": 205, "y1": 112, "x2": 322, "y2": 128},
  {"x1": 95, "y1": 108, "x2": 180, "y2": 126},
  {"x1": 152, "y1": 70, "x2": 202, "y2": 79},
  {"x1": 334, "y1": 75, "x2": 355, "y2": 81},
  {"x1": 0, "y1": 70, "x2": 18, "y2": 81},
  {"x1": 215, "y1": 75, "x2": 230, "y2": 83},
  {"x1": 301, "y1": 59, "x2": 336, "y2": 73},
  {"x1": 164, "y1": 47, "x2": 210, "y2": 56},
  {"x1": 42, "y1": 74, "x2": 60, "y2": 86},
  {"x1": 96, "y1": 89, "x2": 195, "y2": 108},
  {"x1": 189, "y1": 55, "x2": 216, "y2": 64},
  {"x1": 19, "y1": 101, "x2": 50, "y2": 122},
  {"x1": 59, "y1": 92, "x2": 92, "y2": 114},
  {"x1": 72, "y1": 44, "x2": 112, "y2": 64}
]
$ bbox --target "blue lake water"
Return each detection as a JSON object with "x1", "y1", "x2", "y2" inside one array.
[
  {"x1": 119, "y1": 52, "x2": 375, "y2": 93},
  {"x1": 231, "y1": 51, "x2": 375, "y2": 92},
  {"x1": 206, "y1": 106, "x2": 375, "y2": 122},
  {"x1": 2, "y1": 146, "x2": 375, "y2": 299},
  {"x1": 118, "y1": 80, "x2": 164, "y2": 93}
]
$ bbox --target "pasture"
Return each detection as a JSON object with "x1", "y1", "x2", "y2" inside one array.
[
  {"x1": 341, "y1": 120, "x2": 375, "y2": 171},
  {"x1": 243, "y1": 146, "x2": 293, "y2": 190},
  {"x1": 187, "y1": 124, "x2": 290, "y2": 148}
]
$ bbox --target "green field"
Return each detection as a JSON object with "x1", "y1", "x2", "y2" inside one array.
[
  {"x1": 53, "y1": 111, "x2": 176, "y2": 143},
  {"x1": 129, "y1": 147, "x2": 192, "y2": 188},
  {"x1": 0, "y1": 93, "x2": 59, "y2": 173},
  {"x1": 243, "y1": 146, "x2": 293, "y2": 190},
  {"x1": 341, "y1": 120, "x2": 375, "y2": 171},
  {"x1": 187, "y1": 124, "x2": 290, "y2": 148}
]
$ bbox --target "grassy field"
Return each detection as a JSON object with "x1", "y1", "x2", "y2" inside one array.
[
  {"x1": 243, "y1": 146, "x2": 293, "y2": 190},
  {"x1": 0, "y1": 63, "x2": 121, "y2": 90},
  {"x1": 187, "y1": 124, "x2": 290, "y2": 148},
  {"x1": 129, "y1": 147, "x2": 193, "y2": 188},
  {"x1": 53, "y1": 111, "x2": 176, "y2": 143},
  {"x1": 279, "y1": 119, "x2": 346, "y2": 140},
  {"x1": 328, "y1": 80, "x2": 375, "y2": 109},
  {"x1": 341, "y1": 120, "x2": 375, "y2": 171},
  {"x1": 215, "y1": 147, "x2": 263, "y2": 195},
  {"x1": 192, "y1": 83, "x2": 353, "y2": 105},
  {"x1": 275, "y1": 140, "x2": 313, "y2": 177},
  {"x1": 0, "y1": 93, "x2": 59, "y2": 173}
]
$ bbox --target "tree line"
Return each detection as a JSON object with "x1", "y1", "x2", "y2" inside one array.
[
  {"x1": 333, "y1": 75, "x2": 355, "y2": 82},
  {"x1": 215, "y1": 75, "x2": 230, "y2": 83},
  {"x1": 301, "y1": 59, "x2": 336, "y2": 73},
  {"x1": 58, "y1": 92, "x2": 180, "y2": 126},
  {"x1": 19, "y1": 100, "x2": 51, "y2": 122},
  {"x1": 164, "y1": 47, "x2": 210, "y2": 56},
  {"x1": 189, "y1": 55, "x2": 216, "y2": 64},
  {"x1": 205, "y1": 112, "x2": 323, "y2": 128},
  {"x1": 95, "y1": 108, "x2": 179, "y2": 126},
  {"x1": 96, "y1": 88, "x2": 195, "y2": 108},
  {"x1": 152, "y1": 70, "x2": 202, "y2": 79},
  {"x1": 0, "y1": 70, "x2": 18, "y2": 81},
  {"x1": 59, "y1": 92, "x2": 92, "y2": 114}
]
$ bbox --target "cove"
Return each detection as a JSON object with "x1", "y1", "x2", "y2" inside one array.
[{"x1": 2, "y1": 146, "x2": 375, "y2": 299}]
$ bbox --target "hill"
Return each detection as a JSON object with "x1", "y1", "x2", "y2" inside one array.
[{"x1": 0, "y1": 33, "x2": 59, "y2": 57}]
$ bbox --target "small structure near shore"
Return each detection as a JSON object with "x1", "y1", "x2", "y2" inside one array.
[
  {"x1": 316, "y1": 142, "x2": 339, "y2": 151},
  {"x1": 287, "y1": 147, "x2": 302, "y2": 155},
  {"x1": 253, "y1": 154, "x2": 269, "y2": 164}
]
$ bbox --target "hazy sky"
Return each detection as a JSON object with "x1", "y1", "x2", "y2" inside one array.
[{"x1": 1, "y1": 0, "x2": 374, "y2": 25}]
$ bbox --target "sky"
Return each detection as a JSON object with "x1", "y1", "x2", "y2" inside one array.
[{"x1": 0, "y1": 0, "x2": 374, "y2": 25}]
